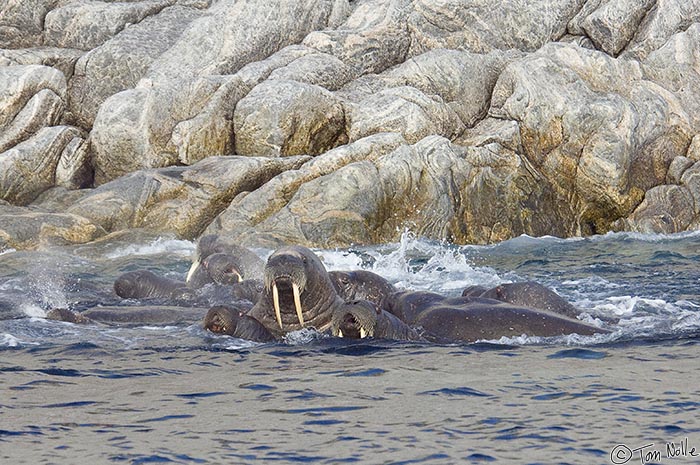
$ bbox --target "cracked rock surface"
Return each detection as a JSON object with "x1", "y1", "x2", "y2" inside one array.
[{"x1": 1, "y1": 0, "x2": 700, "y2": 250}]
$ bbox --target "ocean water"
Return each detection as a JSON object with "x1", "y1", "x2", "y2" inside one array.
[{"x1": 1, "y1": 231, "x2": 699, "y2": 464}]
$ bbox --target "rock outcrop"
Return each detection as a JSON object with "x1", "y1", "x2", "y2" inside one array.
[{"x1": 1, "y1": 0, "x2": 700, "y2": 249}]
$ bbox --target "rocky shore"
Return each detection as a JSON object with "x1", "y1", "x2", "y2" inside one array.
[{"x1": 2, "y1": 0, "x2": 699, "y2": 250}]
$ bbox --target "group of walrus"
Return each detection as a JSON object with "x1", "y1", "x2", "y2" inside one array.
[{"x1": 47, "y1": 235, "x2": 610, "y2": 343}]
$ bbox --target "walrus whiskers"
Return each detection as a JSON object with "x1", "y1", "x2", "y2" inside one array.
[
  {"x1": 272, "y1": 283, "x2": 283, "y2": 329},
  {"x1": 292, "y1": 283, "x2": 304, "y2": 327}
]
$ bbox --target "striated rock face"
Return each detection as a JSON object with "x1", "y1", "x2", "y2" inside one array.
[{"x1": 1, "y1": 0, "x2": 700, "y2": 249}]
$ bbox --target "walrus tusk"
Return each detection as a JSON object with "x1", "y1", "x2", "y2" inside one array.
[
  {"x1": 292, "y1": 283, "x2": 304, "y2": 327},
  {"x1": 233, "y1": 271, "x2": 242, "y2": 283},
  {"x1": 272, "y1": 283, "x2": 283, "y2": 329},
  {"x1": 360, "y1": 327, "x2": 367, "y2": 339},
  {"x1": 338, "y1": 329, "x2": 344, "y2": 337},
  {"x1": 186, "y1": 259, "x2": 200, "y2": 283}
]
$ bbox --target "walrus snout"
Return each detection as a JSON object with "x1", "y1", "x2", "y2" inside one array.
[
  {"x1": 264, "y1": 252, "x2": 310, "y2": 329},
  {"x1": 331, "y1": 300, "x2": 377, "y2": 339},
  {"x1": 204, "y1": 306, "x2": 240, "y2": 335},
  {"x1": 203, "y1": 253, "x2": 243, "y2": 285}
]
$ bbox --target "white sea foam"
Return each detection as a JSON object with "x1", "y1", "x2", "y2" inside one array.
[
  {"x1": 22, "y1": 303, "x2": 47, "y2": 318},
  {"x1": 1, "y1": 333, "x2": 21, "y2": 347},
  {"x1": 321, "y1": 231, "x2": 501, "y2": 293},
  {"x1": 283, "y1": 328, "x2": 325, "y2": 345},
  {"x1": 105, "y1": 237, "x2": 195, "y2": 259}
]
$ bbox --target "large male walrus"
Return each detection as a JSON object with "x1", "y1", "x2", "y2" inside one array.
[{"x1": 245, "y1": 245, "x2": 347, "y2": 338}]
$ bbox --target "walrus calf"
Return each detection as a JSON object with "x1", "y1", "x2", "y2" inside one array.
[
  {"x1": 330, "y1": 300, "x2": 422, "y2": 341},
  {"x1": 204, "y1": 305, "x2": 275, "y2": 342},
  {"x1": 246, "y1": 246, "x2": 346, "y2": 338}
]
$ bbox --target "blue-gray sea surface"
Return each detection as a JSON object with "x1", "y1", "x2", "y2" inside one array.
[{"x1": 1, "y1": 231, "x2": 699, "y2": 465}]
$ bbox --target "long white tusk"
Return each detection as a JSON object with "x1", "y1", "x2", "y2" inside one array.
[
  {"x1": 233, "y1": 271, "x2": 242, "y2": 283},
  {"x1": 292, "y1": 282, "x2": 304, "y2": 327},
  {"x1": 338, "y1": 329, "x2": 344, "y2": 338},
  {"x1": 186, "y1": 259, "x2": 200, "y2": 283},
  {"x1": 360, "y1": 327, "x2": 367, "y2": 339},
  {"x1": 272, "y1": 283, "x2": 283, "y2": 329}
]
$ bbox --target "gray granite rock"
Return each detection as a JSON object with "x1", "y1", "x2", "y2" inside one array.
[
  {"x1": 0, "y1": 126, "x2": 87, "y2": 205},
  {"x1": 66, "y1": 5, "x2": 204, "y2": 129},
  {"x1": 0, "y1": 204, "x2": 106, "y2": 250},
  {"x1": 68, "y1": 155, "x2": 310, "y2": 238},
  {"x1": 490, "y1": 42, "x2": 692, "y2": 234},
  {"x1": 233, "y1": 79, "x2": 348, "y2": 157},
  {"x1": 408, "y1": 0, "x2": 585, "y2": 55},
  {"x1": 642, "y1": 24, "x2": 700, "y2": 132},
  {"x1": 0, "y1": 65, "x2": 66, "y2": 153}
]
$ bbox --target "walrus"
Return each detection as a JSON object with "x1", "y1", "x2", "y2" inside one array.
[
  {"x1": 231, "y1": 279, "x2": 264, "y2": 304},
  {"x1": 329, "y1": 270, "x2": 397, "y2": 308},
  {"x1": 187, "y1": 235, "x2": 264, "y2": 288},
  {"x1": 203, "y1": 305, "x2": 275, "y2": 342},
  {"x1": 47, "y1": 305, "x2": 209, "y2": 326},
  {"x1": 246, "y1": 245, "x2": 346, "y2": 338},
  {"x1": 413, "y1": 301, "x2": 609, "y2": 343},
  {"x1": 114, "y1": 270, "x2": 195, "y2": 302},
  {"x1": 462, "y1": 281, "x2": 582, "y2": 319},
  {"x1": 384, "y1": 290, "x2": 609, "y2": 343},
  {"x1": 330, "y1": 300, "x2": 423, "y2": 341}
]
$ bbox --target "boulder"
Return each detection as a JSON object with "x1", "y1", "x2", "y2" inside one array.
[
  {"x1": 0, "y1": 0, "x2": 59, "y2": 48},
  {"x1": 489, "y1": 42, "x2": 692, "y2": 234},
  {"x1": 347, "y1": 85, "x2": 462, "y2": 144},
  {"x1": 0, "y1": 126, "x2": 87, "y2": 206},
  {"x1": 623, "y1": 0, "x2": 700, "y2": 60},
  {"x1": 233, "y1": 79, "x2": 348, "y2": 156},
  {"x1": 408, "y1": 0, "x2": 585, "y2": 55},
  {"x1": 206, "y1": 132, "x2": 408, "y2": 243},
  {"x1": 620, "y1": 184, "x2": 696, "y2": 234},
  {"x1": 268, "y1": 51, "x2": 356, "y2": 91},
  {"x1": 0, "y1": 48, "x2": 85, "y2": 80},
  {"x1": 0, "y1": 204, "x2": 106, "y2": 250},
  {"x1": 67, "y1": 155, "x2": 310, "y2": 238},
  {"x1": 569, "y1": 0, "x2": 656, "y2": 56},
  {"x1": 0, "y1": 65, "x2": 66, "y2": 153},
  {"x1": 43, "y1": 0, "x2": 174, "y2": 51},
  {"x1": 66, "y1": 4, "x2": 204, "y2": 129},
  {"x1": 303, "y1": 0, "x2": 412, "y2": 75},
  {"x1": 642, "y1": 24, "x2": 700, "y2": 132},
  {"x1": 89, "y1": 0, "x2": 345, "y2": 184}
]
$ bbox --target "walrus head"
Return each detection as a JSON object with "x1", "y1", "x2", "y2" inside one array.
[
  {"x1": 186, "y1": 235, "x2": 264, "y2": 287},
  {"x1": 264, "y1": 247, "x2": 310, "y2": 329},
  {"x1": 204, "y1": 305, "x2": 243, "y2": 335},
  {"x1": 330, "y1": 300, "x2": 378, "y2": 339},
  {"x1": 253, "y1": 246, "x2": 340, "y2": 334},
  {"x1": 202, "y1": 253, "x2": 244, "y2": 285}
]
